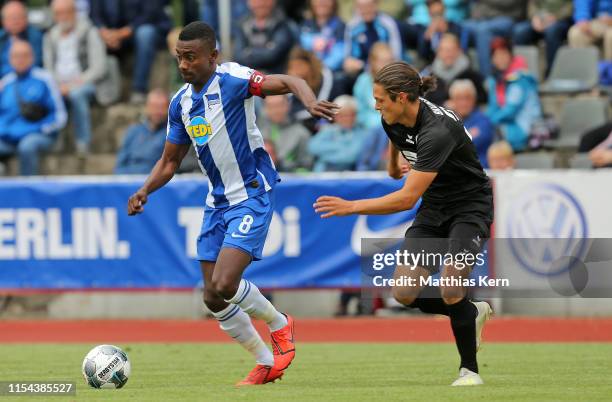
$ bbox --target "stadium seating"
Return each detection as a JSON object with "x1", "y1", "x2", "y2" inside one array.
[
  {"x1": 544, "y1": 97, "x2": 609, "y2": 149},
  {"x1": 514, "y1": 45, "x2": 541, "y2": 82},
  {"x1": 515, "y1": 151, "x2": 556, "y2": 169},
  {"x1": 539, "y1": 46, "x2": 600, "y2": 95},
  {"x1": 569, "y1": 153, "x2": 594, "y2": 169}
]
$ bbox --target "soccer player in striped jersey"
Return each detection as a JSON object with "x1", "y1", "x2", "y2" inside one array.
[{"x1": 127, "y1": 21, "x2": 338, "y2": 386}]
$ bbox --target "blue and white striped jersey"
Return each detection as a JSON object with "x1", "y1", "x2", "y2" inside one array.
[{"x1": 166, "y1": 62, "x2": 279, "y2": 208}]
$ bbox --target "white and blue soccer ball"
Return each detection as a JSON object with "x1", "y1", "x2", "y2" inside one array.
[{"x1": 82, "y1": 345, "x2": 131, "y2": 389}]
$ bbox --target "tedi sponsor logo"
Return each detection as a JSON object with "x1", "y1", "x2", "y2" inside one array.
[
  {"x1": 178, "y1": 206, "x2": 301, "y2": 258},
  {"x1": 0, "y1": 208, "x2": 130, "y2": 260}
]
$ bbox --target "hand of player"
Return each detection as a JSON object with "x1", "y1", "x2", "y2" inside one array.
[
  {"x1": 127, "y1": 189, "x2": 148, "y2": 216},
  {"x1": 313, "y1": 196, "x2": 356, "y2": 218},
  {"x1": 306, "y1": 100, "x2": 340, "y2": 122}
]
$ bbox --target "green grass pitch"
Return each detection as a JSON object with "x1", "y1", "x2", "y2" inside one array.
[{"x1": 0, "y1": 343, "x2": 610, "y2": 401}]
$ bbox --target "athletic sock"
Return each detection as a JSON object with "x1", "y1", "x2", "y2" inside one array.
[
  {"x1": 211, "y1": 304, "x2": 273, "y2": 366},
  {"x1": 446, "y1": 298, "x2": 478, "y2": 373},
  {"x1": 226, "y1": 279, "x2": 288, "y2": 332},
  {"x1": 408, "y1": 286, "x2": 449, "y2": 316}
]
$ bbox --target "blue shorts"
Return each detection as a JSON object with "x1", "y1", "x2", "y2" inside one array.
[{"x1": 196, "y1": 190, "x2": 275, "y2": 262}]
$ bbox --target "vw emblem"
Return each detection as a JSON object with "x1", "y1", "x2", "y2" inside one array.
[{"x1": 506, "y1": 183, "x2": 588, "y2": 276}]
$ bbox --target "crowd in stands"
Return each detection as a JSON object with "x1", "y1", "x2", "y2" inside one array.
[{"x1": 0, "y1": 0, "x2": 610, "y2": 177}]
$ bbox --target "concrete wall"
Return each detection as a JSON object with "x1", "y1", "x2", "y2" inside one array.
[{"x1": 2, "y1": 291, "x2": 612, "y2": 319}]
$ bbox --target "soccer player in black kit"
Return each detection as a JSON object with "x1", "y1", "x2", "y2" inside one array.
[{"x1": 314, "y1": 62, "x2": 494, "y2": 386}]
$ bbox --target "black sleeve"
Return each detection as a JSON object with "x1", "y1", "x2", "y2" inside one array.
[{"x1": 413, "y1": 124, "x2": 457, "y2": 172}]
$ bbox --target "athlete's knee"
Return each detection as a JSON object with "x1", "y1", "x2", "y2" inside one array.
[
  {"x1": 440, "y1": 287, "x2": 465, "y2": 305},
  {"x1": 211, "y1": 276, "x2": 240, "y2": 300},
  {"x1": 392, "y1": 286, "x2": 417, "y2": 307},
  {"x1": 203, "y1": 288, "x2": 226, "y2": 312}
]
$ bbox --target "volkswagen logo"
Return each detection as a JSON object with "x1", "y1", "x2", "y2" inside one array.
[{"x1": 506, "y1": 183, "x2": 588, "y2": 276}]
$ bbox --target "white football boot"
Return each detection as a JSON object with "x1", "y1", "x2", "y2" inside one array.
[
  {"x1": 451, "y1": 367, "x2": 484, "y2": 386},
  {"x1": 473, "y1": 301, "x2": 493, "y2": 351}
]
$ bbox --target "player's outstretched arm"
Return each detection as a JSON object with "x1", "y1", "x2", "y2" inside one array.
[
  {"x1": 127, "y1": 141, "x2": 191, "y2": 216},
  {"x1": 260, "y1": 74, "x2": 339, "y2": 121},
  {"x1": 313, "y1": 169, "x2": 437, "y2": 218}
]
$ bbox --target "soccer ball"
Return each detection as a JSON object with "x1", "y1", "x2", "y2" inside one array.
[{"x1": 82, "y1": 345, "x2": 131, "y2": 389}]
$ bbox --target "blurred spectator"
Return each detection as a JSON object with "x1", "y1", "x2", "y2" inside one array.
[
  {"x1": 353, "y1": 42, "x2": 394, "y2": 129},
  {"x1": 405, "y1": 0, "x2": 468, "y2": 26},
  {"x1": 166, "y1": 27, "x2": 182, "y2": 94},
  {"x1": 343, "y1": 0, "x2": 402, "y2": 76},
  {"x1": 588, "y1": 130, "x2": 612, "y2": 168},
  {"x1": 512, "y1": 0, "x2": 573, "y2": 77},
  {"x1": 486, "y1": 140, "x2": 515, "y2": 170},
  {"x1": 258, "y1": 94, "x2": 313, "y2": 172},
  {"x1": 89, "y1": 0, "x2": 171, "y2": 103},
  {"x1": 568, "y1": 0, "x2": 612, "y2": 61},
  {"x1": 353, "y1": 42, "x2": 394, "y2": 171},
  {"x1": 421, "y1": 33, "x2": 486, "y2": 104},
  {"x1": 300, "y1": 0, "x2": 345, "y2": 72},
  {"x1": 579, "y1": 121, "x2": 612, "y2": 152},
  {"x1": 338, "y1": 0, "x2": 405, "y2": 21},
  {"x1": 462, "y1": 0, "x2": 527, "y2": 76},
  {"x1": 356, "y1": 130, "x2": 390, "y2": 170},
  {"x1": 44, "y1": 0, "x2": 107, "y2": 155},
  {"x1": 448, "y1": 79, "x2": 493, "y2": 167},
  {"x1": 114, "y1": 89, "x2": 168, "y2": 174},
  {"x1": 0, "y1": 40, "x2": 66, "y2": 176},
  {"x1": 308, "y1": 95, "x2": 366, "y2": 171},
  {"x1": 406, "y1": 0, "x2": 463, "y2": 62},
  {"x1": 200, "y1": 0, "x2": 248, "y2": 34},
  {"x1": 287, "y1": 47, "x2": 343, "y2": 133},
  {"x1": 0, "y1": 1, "x2": 42, "y2": 76},
  {"x1": 263, "y1": 138, "x2": 278, "y2": 166},
  {"x1": 486, "y1": 38, "x2": 541, "y2": 152},
  {"x1": 233, "y1": 0, "x2": 295, "y2": 74}
]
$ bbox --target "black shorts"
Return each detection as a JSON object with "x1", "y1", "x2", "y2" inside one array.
[{"x1": 402, "y1": 196, "x2": 493, "y2": 273}]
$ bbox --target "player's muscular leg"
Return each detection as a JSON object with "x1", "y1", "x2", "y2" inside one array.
[
  {"x1": 392, "y1": 264, "x2": 430, "y2": 306},
  {"x1": 211, "y1": 247, "x2": 252, "y2": 300},
  {"x1": 440, "y1": 264, "x2": 472, "y2": 305},
  {"x1": 200, "y1": 261, "x2": 228, "y2": 313}
]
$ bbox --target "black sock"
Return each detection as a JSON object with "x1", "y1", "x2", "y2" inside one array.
[
  {"x1": 408, "y1": 286, "x2": 449, "y2": 316},
  {"x1": 446, "y1": 298, "x2": 478, "y2": 373}
]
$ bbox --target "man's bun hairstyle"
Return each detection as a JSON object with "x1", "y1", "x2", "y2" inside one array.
[{"x1": 374, "y1": 61, "x2": 437, "y2": 102}]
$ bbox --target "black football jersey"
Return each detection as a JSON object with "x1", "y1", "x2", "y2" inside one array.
[{"x1": 382, "y1": 98, "x2": 492, "y2": 205}]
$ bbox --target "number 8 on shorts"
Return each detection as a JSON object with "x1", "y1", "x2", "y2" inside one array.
[{"x1": 239, "y1": 215, "x2": 254, "y2": 234}]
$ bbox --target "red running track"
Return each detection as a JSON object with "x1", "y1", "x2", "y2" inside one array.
[{"x1": 1, "y1": 317, "x2": 612, "y2": 343}]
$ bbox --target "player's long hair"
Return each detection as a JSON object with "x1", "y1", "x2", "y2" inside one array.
[{"x1": 374, "y1": 61, "x2": 437, "y2": 102}]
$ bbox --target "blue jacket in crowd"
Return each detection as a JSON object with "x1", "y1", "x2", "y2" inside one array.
[
  {"x1": 308, "y1": 124, "x2": 368, "y2": 172},
  {"x1": 486, "y1": 69, "x2": 541, "y2": 151},
  {"x1": 463, "y1": 109, "x2": 494, "y2": 168},
  {"x1": 573, "y1": 0, "x2": 612, "y2": 21},
  {"x1": 0, "y1": 67, "x2": 66, "y2": 142},
  {"x1": 300, "y1": 16, "x2": 346, "y2": 71},
  {"x1": 345, "y1": 12, "x2": 403, "y2": 63},
  {"x1": 115, "y1": 120, "x2": 166, "y2": 174},
  {"x1": 0, "y1": 26, "x2": 43, "y2": 76},
  {"x1": 352, "y1": 71, "x2": 381, "y2": 129},
  {"x1": 405, "y1": 0, "x2": 469, "y2": 25}
]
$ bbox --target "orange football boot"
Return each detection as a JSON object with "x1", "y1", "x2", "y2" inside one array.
[
  {"x1": 235, "y1": 364, "x2": 283, "y2": 386},
  {"x1": 270, "y1": 314, "x2": 295, "y2": 370}
]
